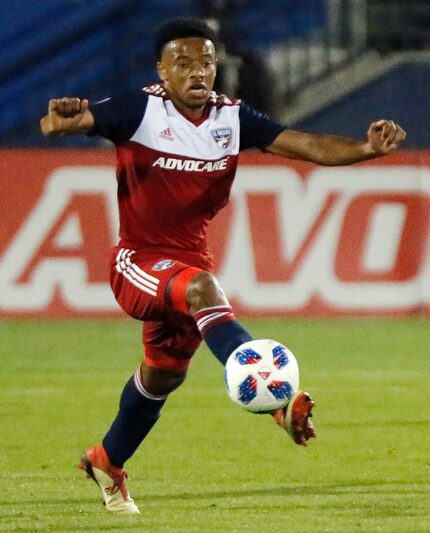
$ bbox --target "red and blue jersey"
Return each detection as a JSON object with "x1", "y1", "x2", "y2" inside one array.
[{"x1": 90, "y1": 84, "x2": 284, "y2": 269}]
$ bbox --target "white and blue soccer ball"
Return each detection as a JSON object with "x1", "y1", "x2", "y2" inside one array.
[{"x1": 224, "y1": 339, "x2": 300, "y2": 413}]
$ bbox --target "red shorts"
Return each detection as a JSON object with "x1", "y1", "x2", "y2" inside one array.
[{"x1": 110, "y1": 247, "x2": 203, "y2": 371}]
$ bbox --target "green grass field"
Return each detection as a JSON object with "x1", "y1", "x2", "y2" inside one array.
[{"x1": 0, "y1": 318, "x2": 429, "y2": 532}]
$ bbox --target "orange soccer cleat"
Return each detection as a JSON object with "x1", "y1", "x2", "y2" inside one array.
[
  {"x1": 272, "y1": 391, "x2": 316, "y2": 446},
  {"x1": 78, "y1": 444, "x2": 140, "y2": 514}
]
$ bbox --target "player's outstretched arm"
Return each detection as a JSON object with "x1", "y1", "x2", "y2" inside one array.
[
  {"x1": 265, "y1": 119, "x2": 406, "y2": 166},
  {"x1": 40, "y1": 98, "x2": 95, "y2": 136}
]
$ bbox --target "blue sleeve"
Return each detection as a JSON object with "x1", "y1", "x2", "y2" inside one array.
[
  {"x1": 89, "y1": 90, "x2": 149, "y2": 144},
  {"x1": 239, "y1": 101, "x2": 285, "y2": 151}
]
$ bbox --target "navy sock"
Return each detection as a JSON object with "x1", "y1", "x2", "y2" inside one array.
[
  {"x1": 102, "y1": 369, "x2": 166, "y2": 468},
  {"x1": 194, "y1": 306, "x2": 253, "y2": 366}
]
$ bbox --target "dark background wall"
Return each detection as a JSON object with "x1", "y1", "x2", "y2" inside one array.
[
  {"x1": 294, "y1": 61, "x2": 430, "y2": 149},
  {"x1": 2, "y1": 0, "x2": 429, "y2": 148}
]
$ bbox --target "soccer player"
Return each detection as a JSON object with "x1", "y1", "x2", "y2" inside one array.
[{"x1": 40, "y1": 18, "x2": 406, "y2": 514}]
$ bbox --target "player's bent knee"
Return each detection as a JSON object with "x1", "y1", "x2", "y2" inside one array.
[
  {"x1": 141, "y1": 363, "x2": 187, "y2": 396},
  {"x1": 186, "y1": 271, "x2": 229, "y2": 314}
]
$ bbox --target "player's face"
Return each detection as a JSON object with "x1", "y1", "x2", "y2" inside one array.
[{"x1": 157, "y1": 38, "x2": 217, "y2": 117}]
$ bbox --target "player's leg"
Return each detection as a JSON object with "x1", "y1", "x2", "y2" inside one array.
[
  {"x1": 101, "y1": 362, "x2": 184, "y2": 469},
  {"x1": 102, "y1": 314, "x2": 200, "y2": 470},
  {"x1": 186, "y1": 271, "x2": 253, "y2": 365},
  {"x1": 80, "y1": 364, "x2": 182, "y2": 515},
  {"x1": 84, "y1": 267, "x2": 244, "y2": 487},
  {"x1": 79, "y1": 363, "x2": 175, "y2": 514},
  {"x1": 80, "y1": 331, "x2": 194, "y2": 514},
  {"x1": 79, "y1": 252, "x2": 200, "y2": 513},
  {"x1": 185, "y1": 270, "x2": 316, "y2": 445}
]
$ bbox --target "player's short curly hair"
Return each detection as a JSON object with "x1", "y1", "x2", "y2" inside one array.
[{"x1": 155, "y1": 18, "x2": 218, "y2": 58}]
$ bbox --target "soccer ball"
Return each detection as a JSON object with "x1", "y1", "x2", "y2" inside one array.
[{"x1": 224, "y1": 339, "x2": 300, "y2": 413}]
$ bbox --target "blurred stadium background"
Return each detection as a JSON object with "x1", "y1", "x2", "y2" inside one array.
[
  {"x1": 2, "y1": 0, "x2": 430, "y2": 148},
  {"x1": 1, "y1": 3, "x2": 430, "y2": 531},
  {"x1": 1, "y1": 0, "x2": 429, "y2": 318}
]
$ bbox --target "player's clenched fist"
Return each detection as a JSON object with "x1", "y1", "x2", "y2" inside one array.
[
  {"x1": 367, "y1": 119, "x2": 406, "y2": 155},
  {"x1": 50, "y1": 97, "x2": 88, "y2": 117},
  {"x1": 40, "y1": 97, "x2": 94, "y2": 136}
]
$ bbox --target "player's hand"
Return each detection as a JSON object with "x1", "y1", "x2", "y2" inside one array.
[
  {"x1": 367, "y1": 119, "x2": 406, "y2": 155},
  {"x1": 40, "y1": 97, "x2": 92, "y2": 136},
  {"x1": 50, "y1": 97, "x2": 88, "y2": 118}
]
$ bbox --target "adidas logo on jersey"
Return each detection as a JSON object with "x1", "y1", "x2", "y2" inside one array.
[{"x1": 159, "y1": 128, "x2": 174, "y2": 141}]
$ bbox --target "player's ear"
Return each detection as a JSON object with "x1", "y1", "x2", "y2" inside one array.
[{"x1": 157, "y1": 61, "x2": 167, "y2": 82}]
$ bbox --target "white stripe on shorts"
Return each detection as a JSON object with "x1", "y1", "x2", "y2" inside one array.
[{"x1": 115, "y1": 248, "x2": 160, "y2": 297}]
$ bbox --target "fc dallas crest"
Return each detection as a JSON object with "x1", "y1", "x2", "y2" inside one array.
[{"x1": 211, "y1": 127, "x2": 233, "y2": 150}]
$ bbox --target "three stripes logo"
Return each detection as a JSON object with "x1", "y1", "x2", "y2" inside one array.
[
  {"x1": 159, "y1": 127, "x2": 174, "y2": 141},
  {"x1": 115, "y1": 248, "x2": 159, "y2": 297}
]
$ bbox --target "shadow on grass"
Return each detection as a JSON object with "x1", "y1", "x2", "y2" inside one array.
[
  {"x1": 1, "y1": 478, "x2": 427, "y2": 508},
  {"x1": 1, "y1": 481, "x2": 428, "y2": 532}
]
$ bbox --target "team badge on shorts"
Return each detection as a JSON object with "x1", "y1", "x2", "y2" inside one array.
[
  {"x1": 152, "y1": 259, "x2": 176, "y2": 271},
  {"x1": 211, "y1": 128, "x2": 233, "y2": 150}
]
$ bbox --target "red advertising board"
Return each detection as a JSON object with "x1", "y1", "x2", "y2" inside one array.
[{"x1": 1, "y1": 149, "x2": 429, "y2": 316}]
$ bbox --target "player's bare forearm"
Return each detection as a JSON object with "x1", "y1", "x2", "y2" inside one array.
[
  {"x1": 266, "y1": 120, "x2": 406, "y2": 166},
  {"x1": 40, "y1": 98, "x2": 95, "y2": 136},
  {"x1": 266, "y1": 131, "x2": 378, "y2": 165}
]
